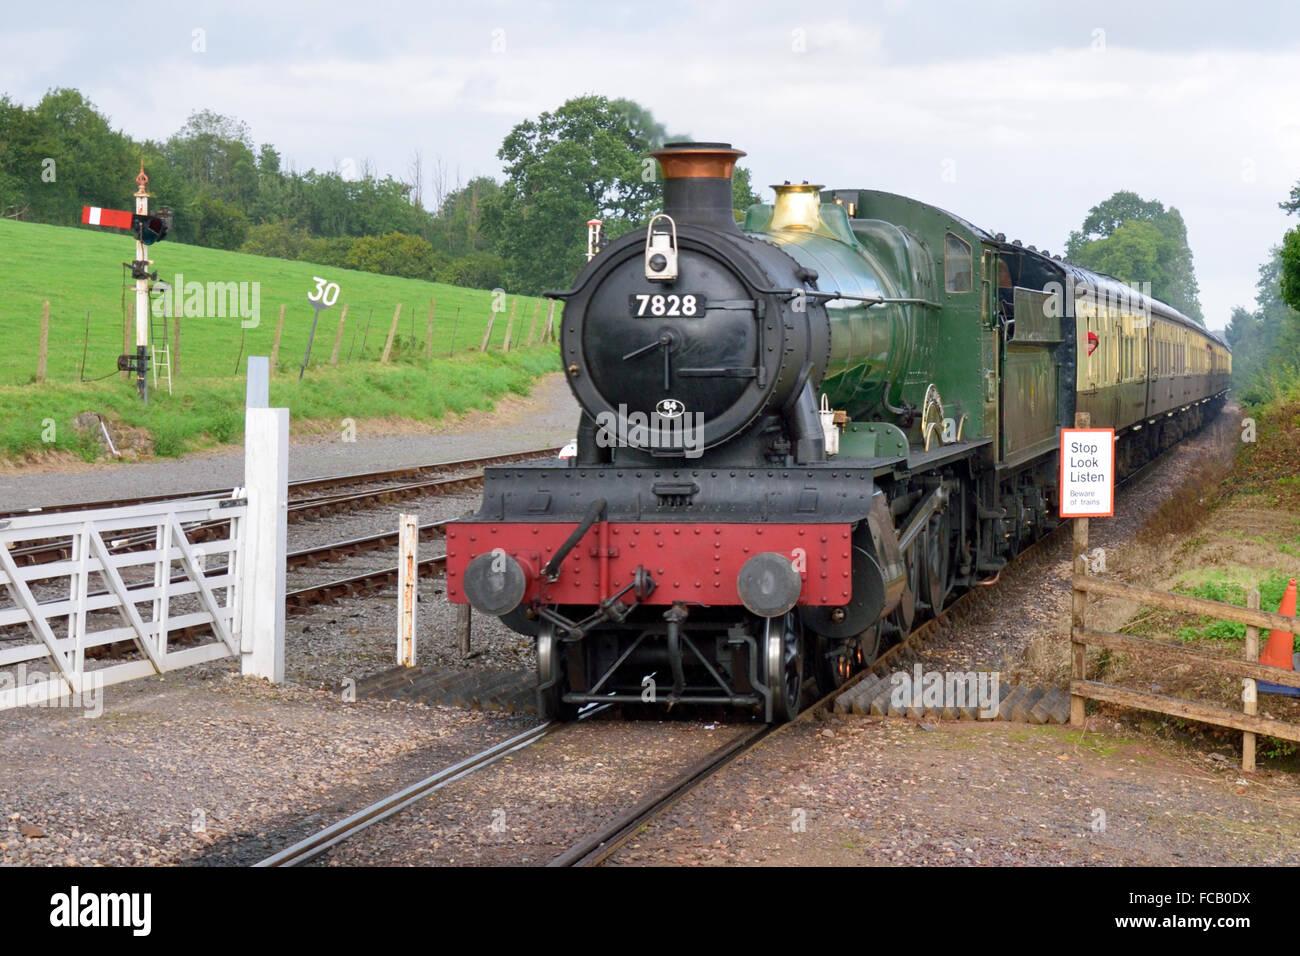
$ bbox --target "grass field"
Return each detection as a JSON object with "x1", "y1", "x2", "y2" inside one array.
[{"x1": 0, "y1": 218, "x2": 562, "y2": 461}]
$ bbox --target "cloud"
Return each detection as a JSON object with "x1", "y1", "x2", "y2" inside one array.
[{"x1": 3, "y1": 0, "x2": 1296, "y2": 322}]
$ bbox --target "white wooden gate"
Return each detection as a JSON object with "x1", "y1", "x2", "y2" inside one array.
[{"x1": 0, "y1": 494, "x2": 246, "y2": 711}]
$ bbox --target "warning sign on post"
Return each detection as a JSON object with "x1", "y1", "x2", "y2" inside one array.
[{"x1": 1059, "y1": 427, "x2": 1115, "y2": 517}]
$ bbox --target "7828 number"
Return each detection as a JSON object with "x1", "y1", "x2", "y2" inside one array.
[{"x1": 629, "y1": 293, "x2": 704, "y2": 317}]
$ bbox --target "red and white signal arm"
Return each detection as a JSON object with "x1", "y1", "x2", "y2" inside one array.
[
  {"x1": 1059, "y1": 427, "x2": 1115, "y2": 517},
  {"x1": 81, "y1": 206, "x2": 134, "y2": 230}
]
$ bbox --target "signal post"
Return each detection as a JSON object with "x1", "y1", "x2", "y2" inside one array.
[{"x1": 132, "y1": 164, "x2": 151, "y2": 401}]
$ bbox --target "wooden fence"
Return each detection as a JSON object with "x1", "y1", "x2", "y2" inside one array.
[
  {"x1": 16, "y1": 297, "x2": 560, "y2": 384},
  {"x1": 1070, "y1": 516, "x2": 1300, "y2": 771}
]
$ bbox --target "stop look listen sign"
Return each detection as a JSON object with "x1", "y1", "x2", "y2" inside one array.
[{"x1": 1059, "y1": 427, "x2": 1115, "y2": 518}]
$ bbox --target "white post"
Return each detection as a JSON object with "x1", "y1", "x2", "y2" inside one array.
[
  {"x1": 397, "y1": 513, "x2": 418, "y2": 667},
  {"x1": 241, "y1": 359, "x2": 287, "y2": 683},
  {"x1": 246, "y1": 356, "x2": 269, "y2": 408}
]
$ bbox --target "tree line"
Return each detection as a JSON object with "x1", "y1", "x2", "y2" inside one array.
[
  {"x1": 0, "y1": 89, "x2": 755, "y2": 296},
  {"x1": 1224, "y1": 183, "x2": 1300, "y2": 403}
]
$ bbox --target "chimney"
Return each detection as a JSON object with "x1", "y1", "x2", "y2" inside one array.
[{"x1": 652, "y1": 141, "x2": 746, "y2": 230}]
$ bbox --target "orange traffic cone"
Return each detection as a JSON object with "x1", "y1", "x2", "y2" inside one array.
[{"x1": 1259, "y1": 578, "x2": 1298, "y2": 670}]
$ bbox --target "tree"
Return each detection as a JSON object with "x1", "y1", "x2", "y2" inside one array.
[
  {"x1": 1065, "y1": 190, "x2": 1204, "y2": 324},
  {"x1": 241, "y1": 219, "x2": 309, "y2": 260},
  {"x1": 1282, "y1": 227, "x2": 1300, "y2": 313},
  {"x1": 733, "y1": 166, "x2": 758, "y2": 217},
  {"x1": 345, "y1": 232, "x2": 436, "y2": 280},
  {"x1": 1281, "y1": 179, "x2": 1300, "y2": 314},
  {"x1": 189, "y1": 192, "x2": 250, "y2": 250},
  {"x1": 497, "y1": 95, "x2": 677, "y2": 293},
  {"x1": 431, "y1": 176, "x2": 504, "y2": 256},
  {"x1": 164, "y1": 109, "x2": 257, "y2": 210},
  {"x1": 1224, "y1": 247, "x2": 1300, "y2": 401}
]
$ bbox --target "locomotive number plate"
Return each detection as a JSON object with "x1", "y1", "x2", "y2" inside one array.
[{"x1": 629, "y1": 293, "x2": 706, "y2": 317}]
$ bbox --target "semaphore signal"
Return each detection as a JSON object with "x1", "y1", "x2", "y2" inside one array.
[{"x1": 80, "y1": 162, "x2": 172, "y2": 402}]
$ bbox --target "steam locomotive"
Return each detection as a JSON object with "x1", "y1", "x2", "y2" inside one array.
[{"x1": 447, "y1": 142, "x2": 1230, "y2": 722}]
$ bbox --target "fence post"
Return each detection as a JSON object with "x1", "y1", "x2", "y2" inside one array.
[
  {"x1": 329, "y1": 304, "x2": 348, "y2": 366},
  {"x1": 1070, "y1": 410, "x2": 1091, "y2": 727},
  {"x1": 479, "y1": 309, "x2": 497, "y2": 352},
  {"x1": 397, "y1": 513, "x2": 418, "y2": 667},
  {"x1": 501, "y1": 298, "x2": 517, "y2": 353},
  {"x1": 525, "y1": 300, "x2": 540, "y2": 346},
  {"x1": 241, "y1": 356, "x2": 286, "y2": 683},
  {"x1": 36, "y1": 300, "x2": 49, "y2": 383},
  {"x1": 381, "y1": 303, "x2": 402, "y2": 363},
  {"x1": 543, "y1": 300, "x2": 556, "y2": 342},
  {"x1": 424, "y1": 298, "x2": 436, "y2": 361},
  {"x1": 1243, "y1": 589, "x2": 1260, "y2": 772},
  {"x1": 270, "y1": 304, "x2": 286, "y2": 370}
]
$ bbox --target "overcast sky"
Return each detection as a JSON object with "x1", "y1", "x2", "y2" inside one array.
[{"x1": 6, "y1": 0, "x2": 1299, "y2": 328}]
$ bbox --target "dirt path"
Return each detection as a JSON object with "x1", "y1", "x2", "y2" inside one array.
[{"x1": 609, "y1": 719, "x2": 1300, "y2": 866}]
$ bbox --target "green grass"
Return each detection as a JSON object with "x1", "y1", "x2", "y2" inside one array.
[
  {"x1": 0, "y1": 218, "x2": 563, "y2": 460},
  {"x1": 0, "y1": 218, "x2": 555, "y2": 384},
  {"x1": 1173, "y1": 571, "x2": 1295, "y2": 644},
  {"x1": 0, "y1": 350, "x2": 560, "y2": 460}
]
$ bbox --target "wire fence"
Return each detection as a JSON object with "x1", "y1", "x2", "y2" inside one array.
[{"x1": 0, "y1": 296, "x2": 560, "y2": 387}]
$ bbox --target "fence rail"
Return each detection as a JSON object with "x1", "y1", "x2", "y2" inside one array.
[{"x1": 1070, "y1": 521, "x2": 1300, "y2": 770}]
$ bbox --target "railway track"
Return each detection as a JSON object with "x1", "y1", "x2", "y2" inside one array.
[
  {"x1": 254, "y1": 721, "x2": 555, "y2": 867},
  {"x1": 4, "y1": 448, "x2": 560, "y2": 568}
]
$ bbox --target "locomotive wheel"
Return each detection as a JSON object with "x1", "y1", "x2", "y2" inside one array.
[
  {"x1": 536, "y1": 623, "x2": 580, "y2": 722},
  {"x1": 918, "y1": 513, "x2": 953, "y2": 614},
  {"x1": 764, "y1": 612, "x2": 805, "y2": 722}
]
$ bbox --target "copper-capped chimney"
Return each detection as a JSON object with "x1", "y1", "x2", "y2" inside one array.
[{"x1": 652, "y1": 141, "x2": 746, "y2": 230}]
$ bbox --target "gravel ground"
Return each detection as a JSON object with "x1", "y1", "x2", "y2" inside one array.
[
  {"x1": 0, "y1": 371, "x2": 579, "y2": 510},
  {"x1": 605, "y1": 717, "x2": 1300, "y2": 866},
  {"x1": 0, "y1": 671, "x2": 534, "y2": 866}
]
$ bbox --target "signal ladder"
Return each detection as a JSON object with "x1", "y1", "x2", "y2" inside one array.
[{"x1": 150, "y1": 306, "x2": 172, "y2": 395}]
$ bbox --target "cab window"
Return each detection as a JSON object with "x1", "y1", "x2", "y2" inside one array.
[{"x1": 944, "y1": 233, "x2": 973, "y2": 293}]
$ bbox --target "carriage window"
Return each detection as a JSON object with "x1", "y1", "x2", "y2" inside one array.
[{"x1": 944, "y1": 233, "x2": 973, "y2": 293}]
